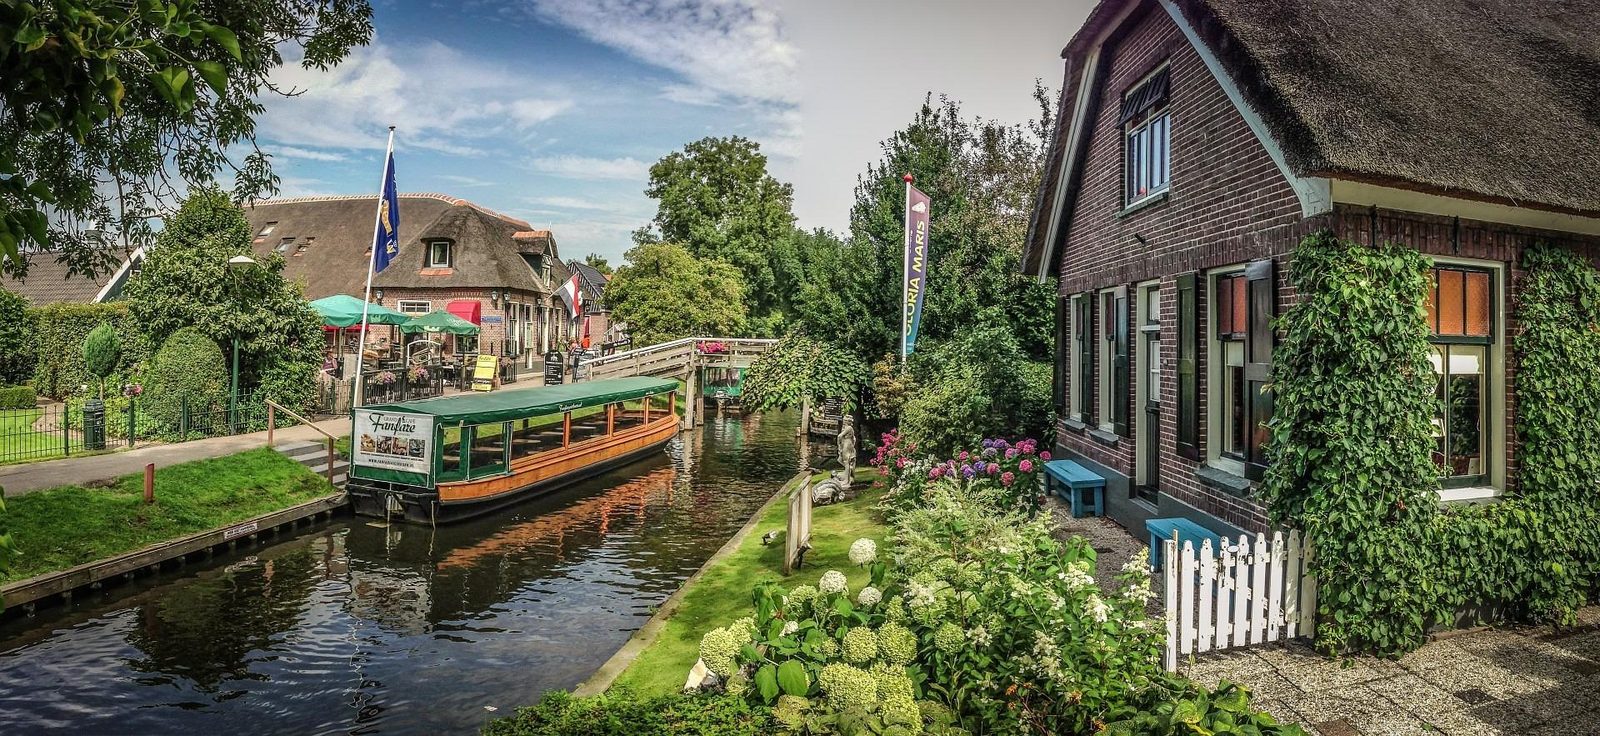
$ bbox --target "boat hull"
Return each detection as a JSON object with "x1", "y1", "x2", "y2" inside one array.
[{"x1": 349, "y1": 417, "x2": 678, "y2": 524}]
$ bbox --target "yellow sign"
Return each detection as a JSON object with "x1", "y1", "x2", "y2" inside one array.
[{"x1": 472, "y1": 355, "x2": 498, "y2": 391}]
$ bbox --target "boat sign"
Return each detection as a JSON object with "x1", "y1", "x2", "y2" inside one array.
[
  {"x1": 223, "y1": 521, "x2": 259, "y2": 540},
  {"x1": 353, "y1": 410, "x2": 435, "y2": 476}
]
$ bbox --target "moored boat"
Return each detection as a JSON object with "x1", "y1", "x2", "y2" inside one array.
[{"x1": 347, "y1": 376, "x2": 680, "y2": 523}]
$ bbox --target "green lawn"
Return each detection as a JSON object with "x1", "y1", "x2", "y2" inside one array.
[
  {"x1": 0, "y1": 408, "x2": 61, "y2": 464},
  {"x1": 609, "y1": 469, "x2": 889, "y2": 698},
  {"x1": 0, "y1": 447, "x2": 336, "y2": 584}
]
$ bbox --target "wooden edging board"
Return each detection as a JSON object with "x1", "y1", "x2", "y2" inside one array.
[
  {"x1": 1, "y1": 493, "x2": 349, "y2": 611},
  {"x1": 572, "y1": 470, "x2": 810, "y2": 697}
]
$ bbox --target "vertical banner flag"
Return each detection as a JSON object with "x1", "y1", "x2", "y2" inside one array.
[
  {"x1": 558, "y1": 272, "x2": 583, "y2": 318},
  {"x1": 902, "y1": 175, "x2": 931, "y2": 359},
  {"x1": 371, "y1": 149, "x2": 400, "y2": 274}
]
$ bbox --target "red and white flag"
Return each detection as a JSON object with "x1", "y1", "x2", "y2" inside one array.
[{"x1": 558, "y1": 273, "x2": 583, "y2": 318}]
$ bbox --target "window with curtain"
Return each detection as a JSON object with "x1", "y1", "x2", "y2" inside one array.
[
  {"x1": 1122, "y1": 66, "x2": 1171, "y2": 206},
  {"x1": 1424, "y1": 266, "x2": 1494, "y2": 487}
]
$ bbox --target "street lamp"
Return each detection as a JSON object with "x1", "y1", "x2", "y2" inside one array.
[{"x1": 226, "y1": 255, "x2": 259, "y2": 432}]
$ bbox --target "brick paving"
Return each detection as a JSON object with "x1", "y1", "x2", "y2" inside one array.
[{"x1": 1048, "y1": 503, "x2": 1600, "y2": 735}]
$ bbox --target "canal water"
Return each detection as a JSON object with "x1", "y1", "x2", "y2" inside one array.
[{"x1": 0, "y1": 411, "x2": 821, "y2": 735}]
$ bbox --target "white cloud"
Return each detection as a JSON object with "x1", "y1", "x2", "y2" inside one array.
[
  {"x1": 439, "y1": 174, "x2": 496, "y2": 187},
  {"x1": 256, "y1": 39, "x2": 574, "y2": 155},
  {"x1": 530, "y1": 155, "x2": 650, "y2": 180},
  {"x1": 262, "y1": 145, "x2": 347, "y2": 162},
  {"x1": 528, "y1": 195, "x2": 617, "y2": 211},
  {"x1": 527, "y1": 0, "x2": 798, "y2": 105}
]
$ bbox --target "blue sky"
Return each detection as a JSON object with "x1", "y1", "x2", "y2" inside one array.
[{"x1": 252, "y1": 0, "x2": 1089, "y2": 263}]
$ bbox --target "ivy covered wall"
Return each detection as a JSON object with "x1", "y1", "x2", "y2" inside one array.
[{"x1": 1263, "y1": 232, "x2": 1600, "y2": 656}]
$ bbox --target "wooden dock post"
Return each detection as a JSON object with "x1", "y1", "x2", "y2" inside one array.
[
  {"x1": 143, "y1": 463, "x2": 155, "y2": 504},
  {"x1": 267, "y1": 403, "x2": 275, "y2": 447}
]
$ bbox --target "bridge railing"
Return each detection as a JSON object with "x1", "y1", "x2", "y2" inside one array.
[{"x1": 582, "y1": 337, "x2": 777, "y2": 382}]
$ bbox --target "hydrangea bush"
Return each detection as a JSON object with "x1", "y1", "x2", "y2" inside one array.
[{"x1": 874, "y1": 432, "x2": 1051, "y2": 518}]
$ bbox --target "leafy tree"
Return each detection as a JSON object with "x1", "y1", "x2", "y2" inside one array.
[
  {"x1": 81, "y1": 322, "x2": 121, "y2": 399},
  {"x1": 0, "y1": 0, "x2": 374, "y2": 278},
  {"x1": 637, "y1": 136, "x2": 796, "y2": 329},
  {"x1": 122, "y1": 188, "x2": 322, "y2": 399},
  {"x1": 606, "y1": 242, "x2": 747, "y2": 346},
  {"x1": 742, "y1": 335, "x2": 871, "y2": 413},
  {"x1": 582, "y1": 253, "x2": 613, "y2": 277},
  {"x1": 0, "y1": 288, "x2": 32, "y2": 386},
  {"x1": 898, "y1": 323, "x2": 1053, "y2": 455}
]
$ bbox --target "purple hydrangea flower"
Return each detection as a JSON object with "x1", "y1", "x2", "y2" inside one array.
[{"x1": 962, "y1": 465, "x2": 977, "y2": 479}]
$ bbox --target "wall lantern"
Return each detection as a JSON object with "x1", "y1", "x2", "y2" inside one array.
[
  {"x1": 374, "y1": 288, "x2": 384, "y2": 302},
  {"x1": 490, "y1": 289, "x2": 501, "y2": 306}
]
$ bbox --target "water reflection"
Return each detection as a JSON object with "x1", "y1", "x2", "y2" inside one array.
[{"x1": 0, "y1": 410, "x2": 809, "y2": 734}]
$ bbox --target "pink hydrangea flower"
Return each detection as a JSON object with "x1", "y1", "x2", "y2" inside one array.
[
  {"x1": 959, "y1": 451, "x2": 970, "y2": 461},
  {"x1": 1019, "y1": 459, "x2": 1033, "y2": 473},
  {"x1": 986, "y1": 462, "x2": 1000, "y2": 475},
  {"x1": 1001, "y1": 471, "x2": 1016, "y2": 486},
  {"x1": 1040, "y1": 451, "x2": 1052, "y2": 461}
]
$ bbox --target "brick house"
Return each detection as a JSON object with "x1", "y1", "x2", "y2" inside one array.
[
  {"x1": 243, "y1": 194, "x2": 575, "y2": 369},
  {"x1": 567, "y1": 258, "x2": 625, "y2": 352},
  {"x1": 1023, "y1": 0, "x2": 1600, "y2": 536}
]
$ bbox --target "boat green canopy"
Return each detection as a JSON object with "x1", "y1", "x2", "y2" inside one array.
[
  {"x1": 362, "y1": 376, "x2": 678, "y2": 425},
  {"x1": 310, "y1": 294, "x2": 411, "y2": 327},
  {"x1": 399, "y1": 309, "x2": 481, "y2": 335}
]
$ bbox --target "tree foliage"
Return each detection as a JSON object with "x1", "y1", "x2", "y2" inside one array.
[
  {"x1": 141, "y1": 325, "x2": 226, "y2": 435},
  {"x1": 637, "y1": 136, "x2": 797, "y2": 330},
  {"x1": 0, "y1": 288, "x2": 33, "y2": 386},
  {"x1": 80, "y1": 321, "x2": 121, "y2": 397},
  {"x1": 0, "y1": 0, "x2": 374, "y2": 278},
  {"x1": 896, "y1": 324, "x2": 1054, "y2": 456},
  {"x1": 742, "y1": 335, "x2": 870, "y2": 413},
  {"x1": 605, "y1": 242, "x2": 747, "y2": 346},
  {"x1": 582, "y1": 253, "x2": 613, "y2": 277},
  {"x1": 122, "y1": 188, "x2": 322, "y2": 396}
]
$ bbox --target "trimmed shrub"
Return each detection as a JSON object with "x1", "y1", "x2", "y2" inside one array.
[
  {"x1": 142, "y1": 327, "x2": 227, "y2": 438},
  {"x1": 81, "y1": 322, "x2": 121, "y2": 398},
  {"x1": 482, "y1": 690, "x2": 773, "y2": 736},
  {"x1": 29, "y1": 302, "x2": 146, "y2": 399},
  {"x1": 0, "y1": 385, "x2": 36, "y2": 410},
  {"x1": 0, "y1": 288, "x2": 32, "y2": 387}
]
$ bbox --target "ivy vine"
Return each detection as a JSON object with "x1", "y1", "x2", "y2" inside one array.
[{"x1": 1263, "y1": 233, "x2": 1600, "y2": 657}]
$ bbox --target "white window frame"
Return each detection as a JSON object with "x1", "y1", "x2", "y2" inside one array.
[
  {"x1": 1205, "y1": 265, "x2": 1248, "y2": 478},
  {"x1": 1123, "y1": 66, "x2": 1172, "y2": 208},
  {"x1": 258, "y1": 222, "x2": 277, "y2": 237},
  {"x1": 397, "y1": 300, "x2": 431, "y2": 315},
  {"x1": 428, "y1": 240, "x2": 452, "y2": 268},
  {"x1": 1428, "y1": 256, "x2": 1506, "y2": 501},
  {"x1": 1097, "y1": 288, "x2": 1117, "y2": 432}
]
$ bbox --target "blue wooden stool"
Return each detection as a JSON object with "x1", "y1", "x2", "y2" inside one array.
[
  {"x1": 1144, "y1": 517, "x2": 1224, "y2": 571},
  {"x1": 1042, "y1": 460, "x2": 1105, "y2": 518}
]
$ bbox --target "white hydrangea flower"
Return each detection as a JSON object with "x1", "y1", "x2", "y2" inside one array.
[
  {"x1": 781, "y1": 620, "x2": 800, "y2": 637},
  {"x1": 1123, "y1": 549, "x2": 1152, "y2": 576},
  {"x1": 819, "y1": 570, "x2": 849, "y2": 595},
  {"x1": 906, "y1": 580, "x2": 936, "y2": 609},
  {"x1": 968, "y1": 625, "x2": 992, "y2": 647},
  {"x1": 1085, "y1": 594, "x2": 1111, "y2": 624},
  {"x1": 848, "y1": 538, "x2": 878, "y2": 566},
  {"x1": 857, "y1": 586, "x2": 883, "y2": 607}
]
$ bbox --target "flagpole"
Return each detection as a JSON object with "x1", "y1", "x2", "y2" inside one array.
[
  {"x1": 901, "y1": 173, "x2": 912, "y2": 362},
  {"x1": 355, "y1": 125, "x2": 396, "y2": 406}
]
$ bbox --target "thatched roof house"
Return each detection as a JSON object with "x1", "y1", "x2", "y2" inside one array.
[
  {"x1": 1025, "y1": 0, "x2": 1600, "y2": 275},
  {"x1": 2, "y1": 249, "x2": 144, "y2": 306}
]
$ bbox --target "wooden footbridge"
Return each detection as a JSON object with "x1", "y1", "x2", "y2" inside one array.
[{"x1": 580, "y1": 337, "x2": 776, "y2": 429}]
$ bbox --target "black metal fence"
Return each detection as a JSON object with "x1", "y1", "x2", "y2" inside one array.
[{"x1": 358, "y1": 367, "x2": 448, "y2": 406}]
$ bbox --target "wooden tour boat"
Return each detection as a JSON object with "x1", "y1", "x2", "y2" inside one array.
[{"x1": 347, "y1": 376, "x2": 681, "y2": 523}]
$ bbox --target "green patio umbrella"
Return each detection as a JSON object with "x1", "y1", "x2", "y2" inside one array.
[
  {"x1": 310, "y1": 294, "x2": 410, "y2": 327},
  {"x1": 400, "y1": 309, "x2": 481, "y2": 335}
]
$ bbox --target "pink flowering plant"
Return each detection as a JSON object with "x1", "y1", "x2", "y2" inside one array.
[{"x1": 874, "y1": 433, "x2": 1051, "y2": 518}]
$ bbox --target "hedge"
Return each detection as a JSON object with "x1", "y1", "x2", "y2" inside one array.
[
  {"x1": 141, "y1": 327, "x2": 227, "y2": 439},
  {"x1": 0, "y1": 386, "x2": 36, "y2": 410},
  {"x1": 29, "y1": 303, "x2": 147, "y2": 399}
]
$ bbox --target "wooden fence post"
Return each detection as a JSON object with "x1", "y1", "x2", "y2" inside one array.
[
  {"x1": 326, "y1": 437, "x2": 336, "y2": 485},
  {"x1": 267, "y1": 403, "x2": 275, "y2": 447},
  {"x1": 143, "y1": 463, "x2": 155, "y2": 504}
]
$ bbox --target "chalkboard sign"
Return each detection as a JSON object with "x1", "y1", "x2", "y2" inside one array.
[{"x1": 543, "y1": 350, "x2": 564, "y2": 385}]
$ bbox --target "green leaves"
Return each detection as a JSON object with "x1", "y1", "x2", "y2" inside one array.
[
  {"x1": 776, "y1": 660, "x2": 808, "y2": 697},
  {"x1": 754, "y1": 664, "x2": 779, "y2": 703}
]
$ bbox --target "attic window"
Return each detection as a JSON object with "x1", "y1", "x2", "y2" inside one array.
[
  {"x1": 258, "y1": 222, "x2": 278, "y2": 237},
  {"x1": 1123, "y1": 65, "x2": 1171, "y2": 206},
  {"x1": 295, "y1": 237, "x2": 312, "y2": 256},
  {"x1": 276, "y1": 237, "x2": 295, "y2": 254},
  {"x1": 429, "y1": 240, "x2": 452, "y2": 268}
]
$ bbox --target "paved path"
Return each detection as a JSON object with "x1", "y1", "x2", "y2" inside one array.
[{"x1": 0, "y1": 417, "x2": 349, "y2": 497}]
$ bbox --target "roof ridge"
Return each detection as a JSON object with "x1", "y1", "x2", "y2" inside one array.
[{"x1": 249, "y1": 192, "x2": 534, "y2": 230}]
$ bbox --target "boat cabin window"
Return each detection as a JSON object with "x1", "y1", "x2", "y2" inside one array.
[
  {"x1": 648, "y1": 392, "x2": 673, "y2": 417},
  {"x1": 468, "y1": 422, "x2": 509, "y2": 476},
  {"x1": 568, "y1": 406, "x2": 609, "y2": 444},
  {"x1": 613, "y1": 398, "x2": 649, "y2": 432},
  {"x1": 439, "y1": 424, "x2": 466, "y2": 480},
  {"x1": 510, "y1": 413, "x2": 565, "y2": 460}
]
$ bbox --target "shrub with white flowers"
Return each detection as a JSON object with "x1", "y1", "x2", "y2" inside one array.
[
  {"x1": 818, "y1": 570, "x2": 848, "y2": 596},
  {"x1": 856, "y1": 585, "x2": 882, "y2": 607},
  {"x1": 842, "y1": 626, "x2": 877, "y2": 663},
  {"x1": 848, "y1": 537, "x2": 878, "y2": 565}
]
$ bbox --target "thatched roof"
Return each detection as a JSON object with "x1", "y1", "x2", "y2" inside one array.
[
  {"x1": 243, "y1": 194, "x2": 557, "y2": 298},
  {"x1": 2, "y1": 251, "x2": 133, "y2": 305},
  {"x1": 1025, "y1": 0, "x2": 1600, "y2": 273}
]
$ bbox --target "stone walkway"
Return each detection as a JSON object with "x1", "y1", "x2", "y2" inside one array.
[{"x1": 1048, "y1": 503, "x2": 1600, "y2": 734}]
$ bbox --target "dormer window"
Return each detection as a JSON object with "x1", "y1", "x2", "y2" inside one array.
[
  {"x1": 429, "y1": 240, "x2": 452, "y2": 268},
  {"x1": 258, "y1": 222, "x2": 278, "y2": 237},
  {"x1": 276, "y1": 237, "x2": 295, "y2": 254},
  {"x1": 1122, "y1": 65, "x2": 1171, "y2": 207}
]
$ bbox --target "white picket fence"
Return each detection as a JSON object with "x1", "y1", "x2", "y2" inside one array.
[{"x1": 1162, "y1": 530, "x2": 1317, "y2": 671}]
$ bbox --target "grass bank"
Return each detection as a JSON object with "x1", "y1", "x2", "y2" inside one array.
[
  {"x1": 0, "y1": 447, "x2": 336, "y2": 584},
  {"x1": 609, "y1": 470, "x2": 889, "y2": 698}
]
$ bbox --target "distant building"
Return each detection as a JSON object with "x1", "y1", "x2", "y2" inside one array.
[
  {"x1": 2, "y1": 248, "x2": 144, "y2": 306},
  {"x1": 567, "y1": 259, "x2": 624, "y2": 352},
  {"x1": 242, "y1": 193, "x2": 573, "y2": 368}
]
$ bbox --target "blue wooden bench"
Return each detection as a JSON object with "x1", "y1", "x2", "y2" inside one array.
[
  {"x1": 1042, "y1": 460, "x2": 1105, "y2": 518},
  {"x1": 1144, "y1": 517, "x2": 1224, "y2": 572}
]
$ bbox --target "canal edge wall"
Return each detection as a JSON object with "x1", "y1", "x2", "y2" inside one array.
[
  {"x1": 1, "y1": 493, "x2": 348, "y2": 613},
  {"x1": 573, "y1": 469, "x2": 809, "y2": 697}
]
